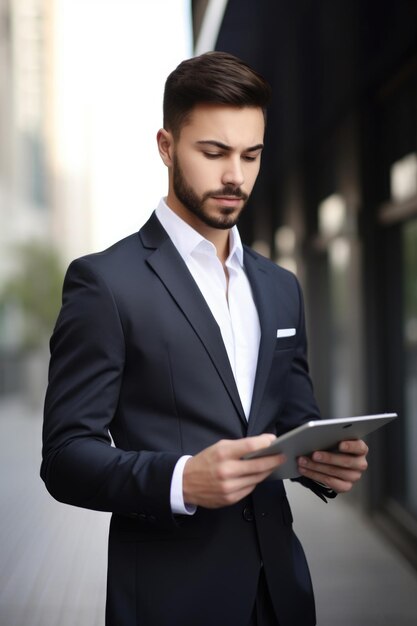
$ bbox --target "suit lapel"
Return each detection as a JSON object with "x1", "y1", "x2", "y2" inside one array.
[
  {"x1": 140, "y1": 214, "x2": 246, "y2": 426},
  {"x1": 244, "y1": 249, "x2": 278, "y2": 435}
]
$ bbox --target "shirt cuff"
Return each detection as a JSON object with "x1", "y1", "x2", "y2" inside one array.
[{"x1": 170, "y1": 455, "x2": 197, "y2": 515}]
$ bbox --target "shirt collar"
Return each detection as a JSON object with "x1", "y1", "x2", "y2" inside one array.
[{"x1": 155, "y1": 198, "x2": 244, "y2": 267}]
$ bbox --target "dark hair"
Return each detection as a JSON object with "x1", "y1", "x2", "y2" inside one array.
[{"x1": 163, "y1": 51, "x2": 271, "y2": 137}]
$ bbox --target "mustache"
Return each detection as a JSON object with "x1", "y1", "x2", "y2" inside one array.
[{"x1": 203, "y1": 186, "x2": 248, "y2": 202}]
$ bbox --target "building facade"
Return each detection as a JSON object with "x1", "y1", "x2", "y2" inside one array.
[
  {"x1": 0, "y1": 0, "x2": 94, "y2": 398},
  {"x1": 193, "y1": 0, "x2": 417, "y2": 568}
]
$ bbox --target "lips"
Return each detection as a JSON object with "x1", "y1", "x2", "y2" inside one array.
[{"x1": 211, "y1": 195, "x2": 243, "y2": 205}]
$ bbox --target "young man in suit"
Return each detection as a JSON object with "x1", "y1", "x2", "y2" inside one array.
[{"x1": 41, "y1": 52, "x2": 369, "y2": 626}]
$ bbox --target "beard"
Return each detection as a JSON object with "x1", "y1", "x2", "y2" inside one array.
[{"x1": 172, "y1": 153, "x2": 249, "y2": 230}]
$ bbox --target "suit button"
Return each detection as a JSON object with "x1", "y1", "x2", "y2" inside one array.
[{"x1": 243, "y1": 506, "x2": 254, "y2": 522}]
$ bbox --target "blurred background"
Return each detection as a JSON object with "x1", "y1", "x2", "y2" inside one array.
[{"x1": 1, "y1": 0, "x2": 417, "y2": 624}]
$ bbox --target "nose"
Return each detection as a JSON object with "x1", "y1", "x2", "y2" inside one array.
[{"x1": 221, "y1": 156, "x2": 244, "y2": 187}]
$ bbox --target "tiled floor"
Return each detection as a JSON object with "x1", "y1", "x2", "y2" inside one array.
[{"x1": 1, "y1": 396, "x2": 417, "y2": 625}]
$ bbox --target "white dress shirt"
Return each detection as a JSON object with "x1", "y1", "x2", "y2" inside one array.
[{"x1": 155, "y1": 198, "x2": 261, "y2": 514}]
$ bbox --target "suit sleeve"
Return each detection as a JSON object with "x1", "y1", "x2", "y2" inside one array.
[{"x1": 41, "y1": 258, "x2": 180, "y2": 528}]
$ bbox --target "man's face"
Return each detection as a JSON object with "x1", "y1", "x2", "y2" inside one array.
[{"x1": 167, "y1": 104, "x2": 265, "y2": 232}]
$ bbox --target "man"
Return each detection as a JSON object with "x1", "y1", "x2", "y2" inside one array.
[{"x1": 41, "y1": 52, "x2": 368, "y2": 626}]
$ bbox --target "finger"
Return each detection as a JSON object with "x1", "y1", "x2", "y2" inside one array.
[
  {"x1": 235, "y1": 453, "x2": 287, "y2": 477},
  {"x1": 215, "y1": 434, "x2": 277, "y2": 460},
  {"x1": 214, "y1": 466, "x2": 284, "y2": 502},
  {"x1": 296, "y1": 466, "x2": 355, "y2": 493},
  {"x1": 302, "y1": 450, "x2": 368, "y2": 472},
  {"x1": 299, "y1": 462, "x2": 362, "y2": 483},
  {"x1": 339, "y1": 439, "x2": 369, "y2": 456},
  {"x1": 239, "y1": 433, "x2": 278, "y2": 454},
  {"x1": 214, "y1": 453, "x2": 286, "y2": 484},
  {"x1": 298, "y1": 453, "x2": 367, "y2": 491},
  {"x1": 201, "y1": 482, "x2": 262, "y2": 508}
]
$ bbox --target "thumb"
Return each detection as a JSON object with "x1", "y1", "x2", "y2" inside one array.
[{"x1": 235, "y1": 433, "x2": 277, "y2": 456}]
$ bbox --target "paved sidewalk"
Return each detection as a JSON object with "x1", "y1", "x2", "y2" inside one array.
[
  {"x1": 0, "y1": 397, "x2": 109, "y2": 626},
  {"x1": 1, "y1": 396, "x2": 417, "y2": 625},
  {"x1": 286, "y1": 481, "x2": 417, "y2": 625}
]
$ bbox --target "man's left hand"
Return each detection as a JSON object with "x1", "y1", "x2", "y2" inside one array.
[{"x1": 297, "y1": 439, "x2": 369, "y2": 493}]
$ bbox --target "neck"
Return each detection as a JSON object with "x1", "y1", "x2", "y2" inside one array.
[
  {"x1": 187, "y1": 217, "x2": 231, "y2": 265},
  {"x1": 207, "y1": 229, "x2": 230, "y2": 265},
  {"x1": 165, "y1": 195, "x2": 231, "y2": 264}
]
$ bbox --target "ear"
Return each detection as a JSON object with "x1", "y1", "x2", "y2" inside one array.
[{"x1": 157, "y1": 128, "x2": 174, "y2": 167}]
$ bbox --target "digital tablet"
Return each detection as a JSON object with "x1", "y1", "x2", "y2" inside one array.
[{"x1": 244, "y1": 413, "x2": 397, "y2": 479}]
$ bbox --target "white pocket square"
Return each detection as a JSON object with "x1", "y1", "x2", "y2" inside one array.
[{"x1": 277, "y1": 328, "x2": 296, "y2": 338}]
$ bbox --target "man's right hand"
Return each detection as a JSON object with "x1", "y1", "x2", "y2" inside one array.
[{"x1": 182, "y1": 435, "x2": 286, "y2": 509}]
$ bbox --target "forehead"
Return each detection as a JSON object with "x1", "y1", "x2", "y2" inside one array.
[{"x1": 178, "y1": 104, "x2": 265, "y2": 148}]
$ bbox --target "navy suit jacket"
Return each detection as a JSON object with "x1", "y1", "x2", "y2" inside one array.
[{"x1": 42, "y1": 212, "x2": 326, "y2": 626}]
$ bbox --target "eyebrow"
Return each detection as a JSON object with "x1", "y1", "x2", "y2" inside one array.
[{"x1": 196, "y1": 140, "x2": 264, "y2": 153}]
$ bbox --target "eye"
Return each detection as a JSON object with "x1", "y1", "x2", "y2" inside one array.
[
  {"x1": 242, "y1": 153, "x2": 260, "y2": 162},
  {"x1": 203, "y1": 152, "x2": 222, "y2": 159}
]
